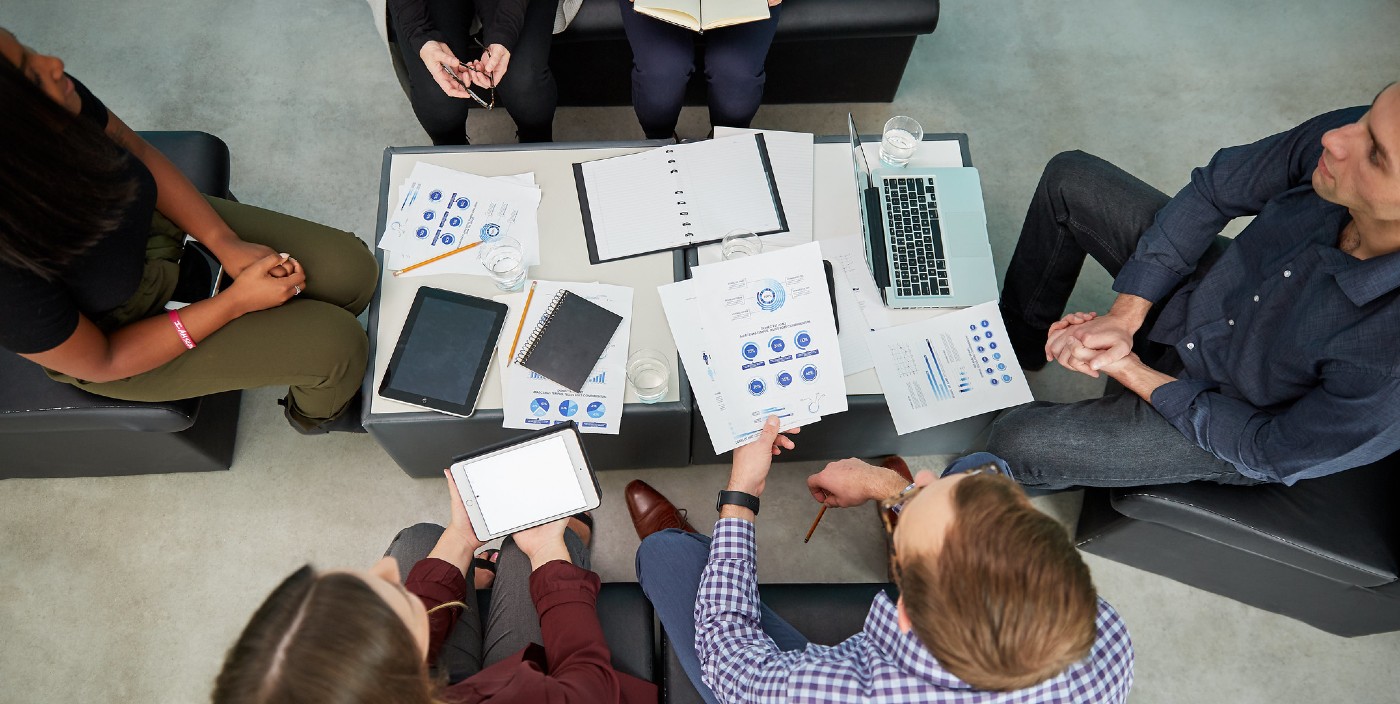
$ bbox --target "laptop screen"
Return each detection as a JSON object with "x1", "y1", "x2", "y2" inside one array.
[{"x1": 848, "y1": 113, "x2": 872, "y2": 188}]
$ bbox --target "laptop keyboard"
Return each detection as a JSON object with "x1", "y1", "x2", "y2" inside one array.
[{"x1": 884, "y1": 176, "x2": 950, "y2": 297}]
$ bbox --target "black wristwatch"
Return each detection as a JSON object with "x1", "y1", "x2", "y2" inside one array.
[{"x1": 716, "y1": 490, "x2": 761, "y2": 515}]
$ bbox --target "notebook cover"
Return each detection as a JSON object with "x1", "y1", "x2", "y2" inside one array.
[{"x1": 519, "y1": 291, "x2": 624, "y2": 392}]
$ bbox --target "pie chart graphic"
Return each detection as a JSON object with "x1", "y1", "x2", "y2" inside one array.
[
  {"x1": 559, "y1": 400, "x2": 579, "y2": 417},
  {"x1": 529, "y1": 398, "x2": 550, "y2": 416},
  {"x1": 587, "y1": 402, "x2": 606, "y2": 418}
]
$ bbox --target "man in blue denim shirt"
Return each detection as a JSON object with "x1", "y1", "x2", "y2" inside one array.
[{"x1": 991, "y1": 82, "x2": 1400, "y2": 490}]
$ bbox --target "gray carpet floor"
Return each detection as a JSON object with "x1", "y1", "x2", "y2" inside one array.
[{"x1": 3, "y1": 1, "x2": 1400, "y2": 702}]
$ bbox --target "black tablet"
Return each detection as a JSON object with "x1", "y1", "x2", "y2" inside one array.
[{"x1": 379, "y1": 287, "x2": 508, "y2": 418}]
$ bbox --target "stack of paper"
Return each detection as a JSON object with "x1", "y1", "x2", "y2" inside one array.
[
  {"x1": 495, "y1": 281, "x2": 633, "y2": 435},
  {"x1": 379, "y1": 162, "x2": 543, "y2": 278},
  {"x1": 661, "y1": 243, "x2": 847, "y2": 454}
]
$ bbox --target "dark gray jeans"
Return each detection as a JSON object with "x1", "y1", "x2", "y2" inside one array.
[
  {"x1": 384, "y1": 523, "x2": 589, "y2": 683},
  {"x1": 989, "y1": 151, "x2": 1258, "y2": 491}
]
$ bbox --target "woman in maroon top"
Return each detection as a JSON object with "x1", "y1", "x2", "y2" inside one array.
[{"x1": 212, "y1": 470, "x2": 656, "y2": 704}]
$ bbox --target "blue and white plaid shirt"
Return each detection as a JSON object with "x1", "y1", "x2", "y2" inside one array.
[{"x1": 695, "y1": 519, "x2": 1134, "y2": 703}]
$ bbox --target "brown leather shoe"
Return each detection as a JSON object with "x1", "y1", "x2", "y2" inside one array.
[
  {"x1": 881, "y1": 455, "x2": 915, "y2": 485},
  {"x1": 626, "y1": 480, "x2": 697, "y2": 540}
]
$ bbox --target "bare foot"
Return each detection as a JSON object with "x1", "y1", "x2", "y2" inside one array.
[
  {"x1": 567, "y1": 512, "x2": 592, "y2": 548},
  {"x1": 473, "y1": 549, "x2": 499, "y2": 590}
]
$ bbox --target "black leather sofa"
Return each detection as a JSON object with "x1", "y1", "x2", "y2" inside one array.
[
  {"x1": 480, "y1": 581, "x2": 892, "y2": 701},
  {"x1": 0, "y1": 132, "x2": 241, "y2": 479},
  {"x1": 1075, "y1": 454, "x2": 1400, "y2": 637},
  {"x1": 389, "y1": 0, "x2": 940, "y2": 109}
]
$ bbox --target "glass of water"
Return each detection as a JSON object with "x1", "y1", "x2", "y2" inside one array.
[
  {"x1": 626, "y1": 348, "x2": 671, "y2": 403},
  {"x1": 480, "y1": 236, "x2": 526, "y2": 291},
  {"x1": 721, "y1": 229, "x2": 763, "y2": 260},
  {"x1": 879, "y1": 116, "x2": 924, "y2": 167}
]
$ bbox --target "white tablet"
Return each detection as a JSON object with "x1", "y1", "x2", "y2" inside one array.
[{"x1": 449, "y1": 423, "x2": 601, "y2": 542}]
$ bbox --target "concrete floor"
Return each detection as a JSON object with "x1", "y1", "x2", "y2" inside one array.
[{"x1": 3, "y1": 0, "x2": 1400, "y2": 702}]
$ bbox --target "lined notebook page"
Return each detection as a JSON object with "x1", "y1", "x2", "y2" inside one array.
[{"x1": 578, "y1": 135, "x2": 785, "y2": 261}]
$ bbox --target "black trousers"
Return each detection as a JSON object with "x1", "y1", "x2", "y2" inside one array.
[{"x1": 390, "y1": 0, "x2": 559, "y2": 144}]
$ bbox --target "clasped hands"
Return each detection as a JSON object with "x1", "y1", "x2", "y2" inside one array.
[
  {"x1": 1044, "y1": 310, "x2": 1142, "y2": 379},
  {"x1": 420, "y1": 40, "x2": 509, "y2": 100}
]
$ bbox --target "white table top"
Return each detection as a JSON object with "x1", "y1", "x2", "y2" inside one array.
[{"x1": 369, "y1": 145, "x2": 682, "y2": 415}]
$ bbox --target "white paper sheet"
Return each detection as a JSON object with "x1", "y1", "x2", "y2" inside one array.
[
  {"x1": 380, "y1": 163, "x2": 542, "y2": 277},
  {"x1": 496, "y1": 281, "x2": 632, "y2": 434},
  {"x1": 578, "y1": 135, "x2": 787, "y2": 261},
  {"x1": 867, "y1": 302, "x2": 1033, "y2": 435},
  {"x1": 829, "y1": 266, "x2": 874, "y2": 374},
  {"x1": 692, "y1": 242, "x2": 847, "y2": 444}
]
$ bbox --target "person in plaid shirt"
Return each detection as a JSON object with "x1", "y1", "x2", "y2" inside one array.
[{"x1": 632, "y1": 417, "x2": 1133, "y2": 703}]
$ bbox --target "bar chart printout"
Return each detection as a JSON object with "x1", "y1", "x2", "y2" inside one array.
[{"x1": 868, "y1": 301, "x2": 1034, "y2": 435}]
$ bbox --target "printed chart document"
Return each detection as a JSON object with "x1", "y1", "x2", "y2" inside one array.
[
  {"x1": 575, "y1": 134, "x2": 788, "y2": 263},
  {"x1": 380, "y1": 163, "x2": 542, "y2": 278},
  {"x1": 496, "y1": 281, "x2": 632, "y2": 434},
  {"x1": 692, "y1": 242, "x2": 847, "y2": 444},
  {"x1": 868, "y1": 302, "x2": 1033, "y2": 435},
  {"x1": 632, "y1": 0, "x2": 770, "y2": 32}
]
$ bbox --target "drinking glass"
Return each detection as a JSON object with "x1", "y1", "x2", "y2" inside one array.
[
  {"x1": 879, "y1": 116, "x2": 924, "y2": 167},
  {"x1": 721, "y1": 229, "x2": 763, "y2": 260},
  {"x1": 627, "y1": 349, "x2": 671, "y2": 403},
  {"x1": 480, "y1": 236, "x2": 526, "y2": 291}
]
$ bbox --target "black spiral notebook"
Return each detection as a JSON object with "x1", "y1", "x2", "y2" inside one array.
[{"x1": 513, "y1": 290, "x2": 624, "y2": 393}]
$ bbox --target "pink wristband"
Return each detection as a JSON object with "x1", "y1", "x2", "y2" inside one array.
[{"x1": 168, "y1": 310, "x2": 196, "y2": 350}]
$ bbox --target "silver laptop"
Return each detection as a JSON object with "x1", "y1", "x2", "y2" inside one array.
[{"x1": 849, "y1": 114, "x2": 998, "y2": 308}]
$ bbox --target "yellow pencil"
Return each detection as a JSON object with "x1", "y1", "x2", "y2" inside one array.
[
  {"x1": 507, "y1": 280, "x2": 538, "y2": 362},
  {"x1": 392, "y1": 240, "x2": 484, "y2": 277}
]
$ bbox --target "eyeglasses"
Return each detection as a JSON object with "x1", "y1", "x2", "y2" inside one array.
[
  {"x1": 877, "y1": 463, "x2": 1004, "y2": 584},
  {"x1": 441, "y1": 38, "x2": 495, "y2": 109}
]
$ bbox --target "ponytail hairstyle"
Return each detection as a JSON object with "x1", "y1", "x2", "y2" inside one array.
[{"x1": 0, "y1": 45, "x2": 138, "y2": 281}]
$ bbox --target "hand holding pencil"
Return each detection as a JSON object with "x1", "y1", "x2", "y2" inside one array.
[{"x1": 804, "y1": 458, "x2": 916, "y2": 543}]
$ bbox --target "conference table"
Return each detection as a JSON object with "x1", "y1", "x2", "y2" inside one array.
[{"x1": 361, "y1": 135, "x2": 995, "y2": 477}]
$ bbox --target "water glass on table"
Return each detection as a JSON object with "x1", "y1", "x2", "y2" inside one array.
[
  {"x1": 721, "y1": 229, "x2": 763, "y2": 260},
  {"x1": 879, "y1": 116, "x2": 924, "y2": 167},
  {"x1": 627, "y1": 349, "x2": 671, "y2": 403},
  {"x1": 480, "y1": 236, "x2": 526, "y2": 291}
]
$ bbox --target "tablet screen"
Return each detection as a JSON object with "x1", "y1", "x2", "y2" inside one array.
[
  {"x1": 384, "y1": 293, "x2": 502, "y2": 410},
  {"x1": 464, "y1": 434, "x2": 587, "y2": 536}
]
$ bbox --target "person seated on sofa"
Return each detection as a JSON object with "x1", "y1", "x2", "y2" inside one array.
[
  {"x1": 989, "y1": 81, "x2": 1400, "y2": 490},
  {"x1": 212, "y1": 470, "x2": 653, "y2": 703},
  {"x1": 374, "y1": 0, "x2": 575, "y2": 144},
  {"x1": 619, "y1": 0, "x2": 783, "y2": 140},
  {"x1": 630, "y1": 417, "x2": 1134, "y2": 704},
  {"x1": 0, "y1": 29, "x2": 378, "y2": 435}
]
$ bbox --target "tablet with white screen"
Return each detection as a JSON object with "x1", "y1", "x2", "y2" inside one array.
[{"x1": 449, "y1": 423, "x2": 600, "y2": 542}]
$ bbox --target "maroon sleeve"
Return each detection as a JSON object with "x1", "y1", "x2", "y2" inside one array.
[
  {"x1": 525, "y1": 560, "x2": 625, "y2": 700},
  {"x1": 405, "y1": 557, "x2": 468, "y2": 665}
]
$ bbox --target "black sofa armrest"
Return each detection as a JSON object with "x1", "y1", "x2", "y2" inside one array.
[
  {"x1": 139, "y1": 131, "x2": 232, "y2": 200},
  {"x1": 1079, "y1": 456, "x2": 1400, "y2": 588}
]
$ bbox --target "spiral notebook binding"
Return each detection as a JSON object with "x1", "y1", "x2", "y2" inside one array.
[{"x1": 514, "y1": 290, "x2": 569, "y2": 365}]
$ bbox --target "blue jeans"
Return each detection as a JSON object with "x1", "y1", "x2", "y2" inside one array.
[
  {"x1": 635, "y1": 529, "x2": 809, "y2": 704},
  {"x1": 617, "y1": 0, "x2": 781, "y2": 139}
]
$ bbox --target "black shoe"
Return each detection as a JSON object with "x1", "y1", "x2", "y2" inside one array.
[{"x1": 280, "y1": 393, "x2": 366, "y2": 435}]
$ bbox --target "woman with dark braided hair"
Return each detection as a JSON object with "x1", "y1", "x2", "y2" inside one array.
[{"x1": 0, "y1": 28, "x2": 377, "y2": 434}]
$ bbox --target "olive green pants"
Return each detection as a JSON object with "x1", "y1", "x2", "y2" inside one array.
[{"x1": 49, "y1": 196, "x2": 379, "y2": 424}]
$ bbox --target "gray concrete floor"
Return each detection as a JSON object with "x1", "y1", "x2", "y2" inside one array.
[{"x1": 3, "y1": 1, "x2": 1400, "y2": 702}]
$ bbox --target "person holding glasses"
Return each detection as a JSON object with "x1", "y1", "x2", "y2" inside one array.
[
  {"x1": 376, "y1": 0, "x2": 575, "y2": 144},
  {"x1": 630, "y1": 417, "x2": 1135, "y2": 704}
]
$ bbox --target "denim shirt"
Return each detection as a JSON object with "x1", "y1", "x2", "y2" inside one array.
[{"x1": 1113, "y1": 105, "x2": 1400, "y2": 484}]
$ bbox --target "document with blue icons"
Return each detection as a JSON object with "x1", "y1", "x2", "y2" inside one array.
[
  {"x1": 496, "y1": 281, "x2": 632, "y2": 434},
  {"x1": 691, "y1": 242, "x2": 848, "y2": 445},
  {"x1": 379, "y1": 162, "x2": 542, "y2": 277},
  {"x1": 867, "y1": 302, "x2": 1033, "y2": 435}
]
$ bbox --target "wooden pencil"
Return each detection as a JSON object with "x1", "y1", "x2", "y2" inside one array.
[
  {"x1": 392, "y1": 239, "x2": 483, "y2": 277},
  {"x1": 507, "y1": 280, "x2": 538, "y2": 362},
  {"x1": 803, "y1": 505, "x2": 828, "y2": 543}
]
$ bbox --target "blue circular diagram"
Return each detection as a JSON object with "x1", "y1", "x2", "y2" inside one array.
[
  {"x1": 801, "y1": 365, "x2": 818, "y2": 382},
  {"x1": 587, "y1": 401, "x2": 606, "y2": 418},
  {"x1": 429, "y1": 190, "x2": 443, "y2": 201},
  {"x1": 795, "y1": 331, "x2": 812, "y2": 349},
  {"x1": 415, "y1": 227, "x2": 429, "y2": 239},
  {"x1": 989, "y1": 342, "x2": 998, "y2": 350},
  {"x1": 993, "y1": 352, "x2": 1002, "y2": 360},
  {"x1": 981, "y1": 356, "x2": 989, "y2": 363},
  {"x1": 997, "y1": 363, "x2": 1006, "y2": 370},
  {"x1": 969, "y1": 324, "x2": 977, "y2": 331},
  {"x1": 1002, "y1": 374, "x2": 1013, "y2": 382},
  {"x1": 984, "y1": 331, "x2": 994, "y2": 339},
  {"x1": 990, "y1": 378, "x2": 1000, "y2": 386},
  {"x1": 529, "y1": 398, "x2": 550, "y2": 416},
  {"x1": 456, "y1": 197, "x2": 470, "y2": 209},
  {"x1": 422, "y1": 210, "x2": 436, "y2": 221},
  {"x1": 777, "y1": 371, "x2": 793, "y2": 387},
  {"x1": 480, "y1": 223, "x2": 501, "y2": 241},
  {"x1": 559, "y1": 400, "x2": 578, "y2": 417},
  {"x1": 748, "y1": 379, "x2": 766, "y2": 396},
  {"x1": 973, "y1": 335, "x2": 981, "y2": 342},
  {"x1": 441, "y1": 234, "x2": 455, "y2": 245},
  {"x1": 986, "y1": 367, "x2": 995, "y2": 375},
  {"x1": 449, "y1": 216, "x2": 462, "y2": 227},
  {"x1": 981, "y1": 319, "x2": 990, "y2": 328},
  {"x1": 753, "y1": 279, "x2": 787, "y2": 312},
  {"x1": 769, "y1": 336, "x2": 785, "y2": 353},
  {"x1": 741, "y1": 342, "x2": 760, "y2": 360},
  {"x1": 977, "y1": 346, "x2": 985, "y2": 353}
]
